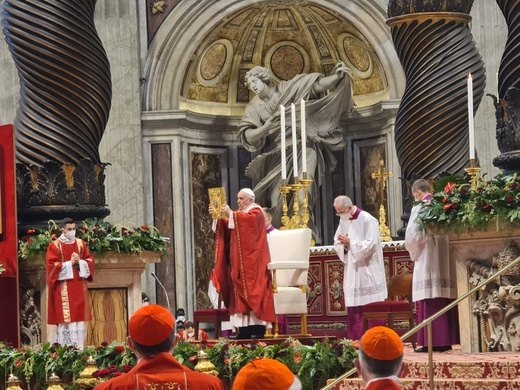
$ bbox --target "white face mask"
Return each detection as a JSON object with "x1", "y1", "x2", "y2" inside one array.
[
  {"x1": 340, "y1": 214, "x2": 350, "y2": 221},
  {"x1": 64, "y1": 229, "x2": 76, "y2": 240}
]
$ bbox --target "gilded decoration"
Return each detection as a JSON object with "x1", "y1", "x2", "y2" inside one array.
[
  {"x1": 469, "y1": 243, "x2": 520, "y2": 352},
  {"x1": 325, "y1": 261, "x2": 346, "y2": 316},
  {"x1": 200, "y1": 44, "x2": 227, "y2": 80},
  {"x1": 307, "y1": 262, "x2": 323, "y2": 316},
  {"x1": 267, "y1": 43, "x2": 308, "y2": 81},
  {"x1": 198, "y1": 39, "x2": 233, "y2": 87},
  {"x1": 184, "y1": 1, "x2": 386, "y2": 109},
  {"x1": 358, "y1": 142, "x2": 387, "y2": 222},
  {"x1": 191, "y1": 153, "x2": 223, "y2": 310}
]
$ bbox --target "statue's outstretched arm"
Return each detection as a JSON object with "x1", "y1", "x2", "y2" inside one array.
[{"x1": 312, "y1": 61, "x2": 350, "y2": 94}]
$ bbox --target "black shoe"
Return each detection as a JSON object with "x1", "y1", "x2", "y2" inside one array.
[
  {"x1": 433, "y1": 345, "x2": 452, "y2": 352},
  {"x1": 414, "y1": 346, "x2": 452, "y2": 353}
]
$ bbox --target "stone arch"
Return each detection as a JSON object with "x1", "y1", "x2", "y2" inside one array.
[{"x1": 142, "y1": 0, "x2": 404, "y2": 112}]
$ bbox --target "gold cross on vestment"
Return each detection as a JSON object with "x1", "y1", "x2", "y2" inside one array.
[{"x1": 371, "y1": 160, "x2": 392, "y2": 199}]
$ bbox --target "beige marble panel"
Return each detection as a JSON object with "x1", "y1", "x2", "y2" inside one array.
[{"x1": 95, "y1": 0, "x2": 144, "y2": 226}]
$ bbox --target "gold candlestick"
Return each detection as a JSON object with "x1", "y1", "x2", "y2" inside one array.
[
  {"x1": 279, "y1": 182, "x2": 292, "y2": 230},
  {"x1": 464, "y1": 158, "x2": 482, "y2": 190},
  {"x1": 289, "y1": 182, "x2": 303, "y2": 229},
  {"x1": 299, "y1": 177, "x2": 312, "y2": 229}
]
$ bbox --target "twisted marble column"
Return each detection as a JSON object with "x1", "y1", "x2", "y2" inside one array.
[
  {"x1": 497, "y1": 0, "x2": 520, "y2": 100},
  {"x1": 1, "y1": 0, "x2": 112, "y2": 224},
  {"x1": 387, "y1": 2, "x2": 485, "y2": 179},
  {"x1": 493, "y1": 0, "x2": 520, "y2": 170},
  {"x1": 1, "y1": 0, "x2": 111, "y2": 165}
]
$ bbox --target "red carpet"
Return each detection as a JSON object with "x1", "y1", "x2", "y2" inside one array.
[{"x1": 331, "y1": 343, "x2": 520, "y2": 389}]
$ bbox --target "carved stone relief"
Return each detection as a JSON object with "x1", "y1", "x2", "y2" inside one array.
[
  {"x1": 20, "y1": 289, "x2": 42, "y2": 347},
  {"x1": 469, "y1": 243, "x2": 520, "y2": 351}
]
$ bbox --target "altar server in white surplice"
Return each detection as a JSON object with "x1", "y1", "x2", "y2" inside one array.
[
  {"x1": 333, "y1": 195, "x2": 387, "y2": 341},
  {"x1": 405, "y1": 179, "x2": 459, "y2": 352}
]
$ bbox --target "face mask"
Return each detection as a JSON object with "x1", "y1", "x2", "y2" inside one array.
[
  {"x1": 64, "y1": 229, "x2": 76, "y2": 240},
  {"x1": 340, "y1": 214, "x2": 350, "y2": 221}
]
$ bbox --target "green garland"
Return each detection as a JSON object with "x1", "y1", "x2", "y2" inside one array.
[
  {"x1": 18, "y1": 218, "x2": 169, "y2": 260},
  {"x1": 417, "y1": 173, "x2": 520, "y2": 233},
  {"x1": 0, "y1": 339, "x2": 357, "y2": 390}
]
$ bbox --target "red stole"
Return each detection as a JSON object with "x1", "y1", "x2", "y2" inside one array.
[{"x1": 46, "y1": 239, "x2": 95, "y2": 324}]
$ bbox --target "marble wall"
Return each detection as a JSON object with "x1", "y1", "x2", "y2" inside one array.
[{"x1": 0, "y1": 1, "x2": 144, "y2": 226}]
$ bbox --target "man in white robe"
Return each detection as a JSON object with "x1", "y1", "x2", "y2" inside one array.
[
  {"x1": 333, "y1": 195, "x2": 387, "y2": 341},
  {"x1": 405, "y1": 179, "x2": 459, "y2": 352}
]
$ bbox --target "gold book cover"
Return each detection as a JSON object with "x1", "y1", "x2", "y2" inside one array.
[{"x1": 208, "y1": 187, "x2": 226, "y2": 219}]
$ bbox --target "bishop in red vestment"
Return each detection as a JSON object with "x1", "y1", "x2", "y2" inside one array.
[
  {"x1": 95, "y1": 305, "x2": 224, "y2": 390},
  {"x1": 210, "y1": 188, "x2": 276, "y2": 338},
  {"x1": 46, "y1": 218, "x2": 95, "y2": 347},
  {"x1": 355, "y1": 327, "x2": 405, "y2": 389}
]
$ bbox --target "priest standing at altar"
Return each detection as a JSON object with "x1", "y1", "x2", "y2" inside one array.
[
  {"x1": 210, "y1": 188, "x2": 276, "y2": 339},
  {"x1": 405, "y1": 179, "x2": 460, "y2": 352},
  {"x1": 46, "y1": 218, "x2": 95, "y2": 348},
  {"x1": 333, "y1": 196, "x2": 387, "y2": 341}
]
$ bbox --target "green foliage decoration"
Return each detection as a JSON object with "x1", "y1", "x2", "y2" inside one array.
[
  {"x1": 0, "y1": 338, "x2": 357, "y2": 390},
  {"x1": 417, "y1": 173, "x2": 520, "y2": 233},
  {"x1": 18, "y1": 218, "x2": 169, "y2": 260}
]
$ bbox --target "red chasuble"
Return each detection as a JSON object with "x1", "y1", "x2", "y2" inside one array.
[
  {"x1": 46, "y1": 239, "x2": 95, "y2": 325},
  {"x1": 213, "y1": 205, "x2": 276, "y2": 323},
  {"x1": 95, "y1": 353, "x2": 224, "y2": 390}
]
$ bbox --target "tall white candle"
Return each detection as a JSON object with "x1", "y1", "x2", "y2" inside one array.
[
  {"x1": 467, "y1": 74, "x2": 475, "y2": 160},
  {"x1": 291, "y1": 103, "x2": 298, "y2": 178},
  {"x1": 301, "y1": 99, "x2": 307, "y2": 173},
  {"x1": 280, "y1": 105, "x2": 287, "y2": 180}
]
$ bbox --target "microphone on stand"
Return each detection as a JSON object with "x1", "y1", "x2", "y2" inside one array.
[{"x1": 151, "y1": 272, "x2": 171, "y2": 312}]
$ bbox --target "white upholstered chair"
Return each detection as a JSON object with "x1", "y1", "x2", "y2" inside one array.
[{"x1": 267, "y1": 228, "x2": 312, "y2": 337}]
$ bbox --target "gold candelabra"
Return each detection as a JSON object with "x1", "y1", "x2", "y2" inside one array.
[
  {"x1": 464, "y1": 158, "x2": 482, "y2": 190},
  {"x1": 280, "y1": 173, "x2": 313, "y2": 233}
]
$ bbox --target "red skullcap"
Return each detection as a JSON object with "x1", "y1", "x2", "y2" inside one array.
[
  {"x1": 129, "y1": 305, "x2": 174, "y2": 346},
  {"x1": 233, "y1": 359, "x2": 295, "y2": 390},
  {"x1": 361, "y1": 326, "x2": 404, "y2": 361}
]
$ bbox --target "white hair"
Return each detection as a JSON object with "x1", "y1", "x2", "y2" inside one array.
[
  {"x1": 288, "y1": 377, "x2": 302, "y2": 390},
  {"x1": 334, "y1": 195, "x2": 352, "y2": 208},
  {"x1": 240, "y1": 188, "x2": 255, "y2": 200}
]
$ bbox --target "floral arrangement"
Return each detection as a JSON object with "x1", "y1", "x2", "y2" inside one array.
[
  {"x1": 0, "y1": 263, "x2": 5, "y2": 275},
  {"x1": 18, "y1": 218, "x2": 169, "y2": 260},
  {"x1": 417, "y1": 173, "x2": 520, "y2": 233},
  {"x1": 0, "y1": 338, "x2": 357, "y2": 390}
]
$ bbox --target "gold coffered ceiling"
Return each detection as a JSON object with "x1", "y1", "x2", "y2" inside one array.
[{"x1": 181, "y1": 1, "x2": 388, "y2": 114}]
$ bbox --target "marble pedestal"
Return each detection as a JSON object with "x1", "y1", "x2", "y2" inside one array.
[{"x1": 20, "y1": 251, "x2": 161, "y2": 345}]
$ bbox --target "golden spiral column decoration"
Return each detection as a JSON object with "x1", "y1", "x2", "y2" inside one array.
[
  {"x1": 1, "y1": 0, "x2": 112, "y2": 166},
  {"x1": 387, "y1": 2, "x2": 485, "y2": 179}
]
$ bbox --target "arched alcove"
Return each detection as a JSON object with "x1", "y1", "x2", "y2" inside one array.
[{"x1": 142, "y1": 0, "x2": 404, "y2": 112}]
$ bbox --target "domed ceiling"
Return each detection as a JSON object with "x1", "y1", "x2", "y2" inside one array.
[{"x1": 181, "y1": 1, "x2": 388, "y2": 114}]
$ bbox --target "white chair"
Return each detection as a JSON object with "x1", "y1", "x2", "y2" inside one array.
[{"x1": 267, "y1": 228, "x2": 312, "y2": 337}]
